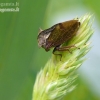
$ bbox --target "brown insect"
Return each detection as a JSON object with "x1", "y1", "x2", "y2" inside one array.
[{"x1": 37, "y1": 20, "x2": 80, "y2": 54}]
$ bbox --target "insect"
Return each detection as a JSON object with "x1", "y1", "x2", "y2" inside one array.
[{"x1": 37, "y1": 20, "x2": 80, "y2": 54}]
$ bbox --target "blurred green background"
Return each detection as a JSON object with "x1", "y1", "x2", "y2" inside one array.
[{"x1": 0, "y1": 0, "x2": 100, "y2": 100}]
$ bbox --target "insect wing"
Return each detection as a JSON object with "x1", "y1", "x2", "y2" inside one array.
[{"x1": 46, "y1": 20, "x2": 80, "y2": 48}]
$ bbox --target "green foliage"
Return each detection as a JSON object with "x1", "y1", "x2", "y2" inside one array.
[
  {"x1": 64, "y1": 77, "x2": 100, "y2": 100},
  {"x1": 0, "y1": 0, "x2": 48, "y2": 100},
  {"x1": 0, "y1": 0, "x2": 100, "y2": 100},
  {"x1": 32, "y1": 14, "x2": 94, "y2": 100}
]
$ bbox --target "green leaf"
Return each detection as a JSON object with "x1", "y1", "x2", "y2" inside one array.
[{"x1": 0, "y1": 0, "x2": 48, "y2": 100}]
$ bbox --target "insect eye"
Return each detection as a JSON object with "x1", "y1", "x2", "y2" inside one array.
[{"x1": 38, "y1": 35, "x2": 46, "y2": 47}]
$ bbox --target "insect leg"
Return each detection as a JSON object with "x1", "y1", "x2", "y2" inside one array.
[
  {"x1": 53, "y1": 45, "x2": 62, "y2": 60},
  {"x1": 53, "y1": 45, "x2": 61, "y2": 54},
  {"x1": 54, "y1": 45, "x2": 77, "y2": 53}
]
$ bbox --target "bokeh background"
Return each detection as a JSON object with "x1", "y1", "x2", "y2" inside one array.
[{"x1": 0, "y1": 0, "x2": 100, "y2": 100}]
